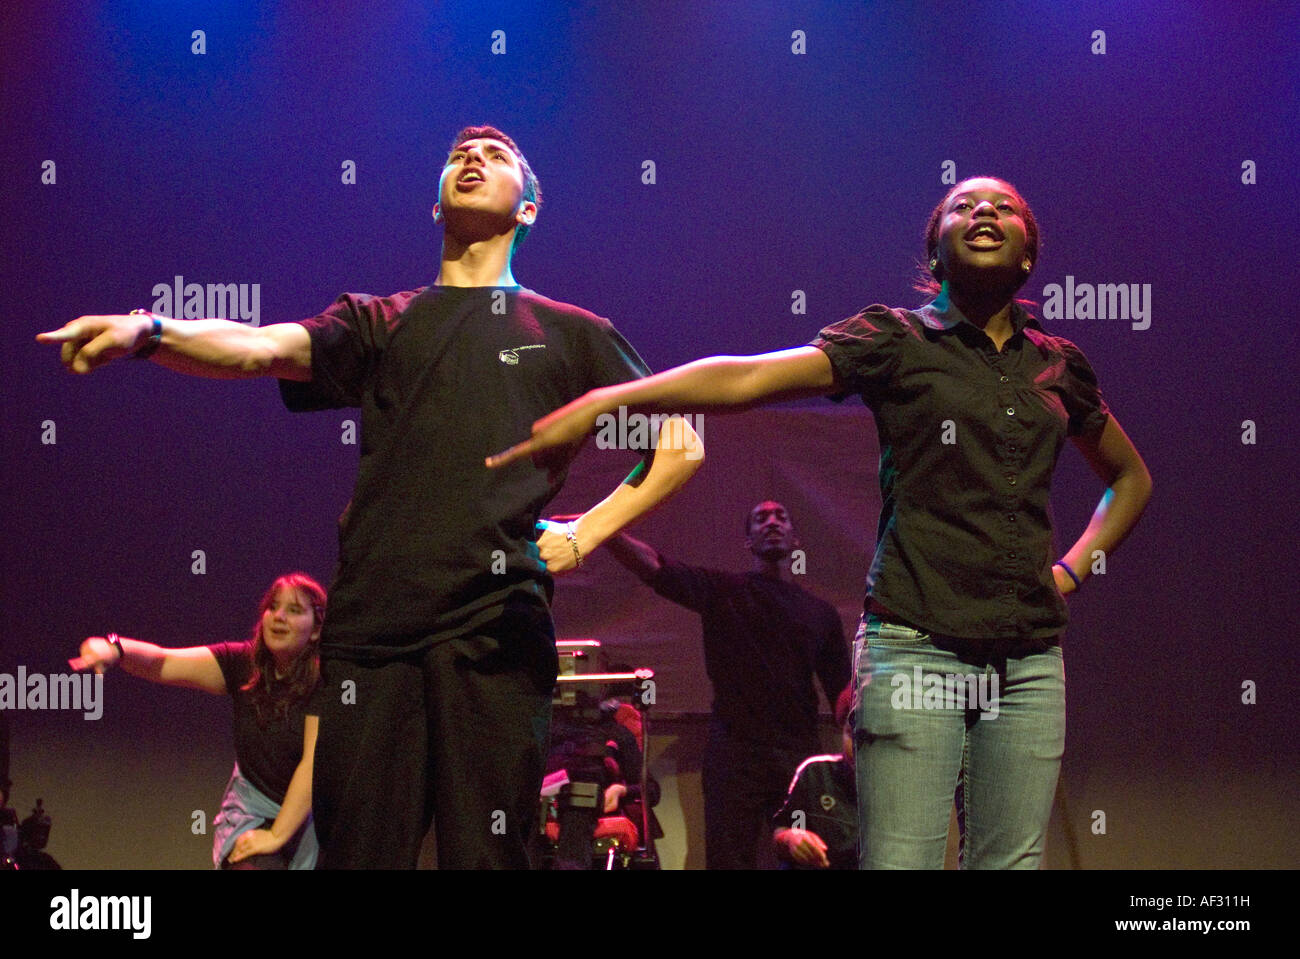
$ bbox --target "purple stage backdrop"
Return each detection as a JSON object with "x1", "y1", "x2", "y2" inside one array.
[{"x1": 0, "y1": 1, "x2": 1296, "y2": 871}]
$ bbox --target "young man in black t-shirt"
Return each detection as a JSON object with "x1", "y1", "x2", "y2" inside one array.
[
  {"x1": 604, "y1": 500, "x2": 849, "y2": 869},
  {"x1": 40, "y1": 125, "x2": 703, "y2": 869}
]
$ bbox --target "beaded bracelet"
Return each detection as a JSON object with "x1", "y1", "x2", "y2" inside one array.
[{"x1": 564, "y1": 523, "x2": 584, "y2": 568}]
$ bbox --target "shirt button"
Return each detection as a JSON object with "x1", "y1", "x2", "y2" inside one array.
[
  {"x1": 1006, "y1": 407, "x2": 1016, "y2": 416},
  {"x1": 1008, "y1": 445, "x2": 1017, "y2": 453},
  {"x1": 1007, "y1": 514, "x2": 1017, "y2": 522},
  {"x1": 1000, "y1": 375, "x2": 1010, "y2": 383},
  {"x1": 1009, "y1": 552, "x2": 1018, "y2": 559},
  {"x1": 1007, "y1": 476, "x2": 1017, "y2": 485}
]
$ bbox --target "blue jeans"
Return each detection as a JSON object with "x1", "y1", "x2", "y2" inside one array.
[{"x1": 852, "y1": 613, "x2": 1065, "y2": 869}]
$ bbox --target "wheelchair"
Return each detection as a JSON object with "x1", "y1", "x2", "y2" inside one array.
[{"x1": 538, "y1": 641, "x2": 660, "y2": 870}]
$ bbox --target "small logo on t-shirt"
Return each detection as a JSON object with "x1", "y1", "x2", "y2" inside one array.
[
  {"x1": 820, "y1": 794, "x2": 836, "y2": 811},
  {"x1": 499, "y1": 344, "x2": 547, "y2": 365}
]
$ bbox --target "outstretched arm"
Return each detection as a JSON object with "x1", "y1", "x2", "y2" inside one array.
[
  {"x1": 535, "y1": 416, "x2": 704, "y2": 574},
  {"x1": 487, "y1": 346, "x2": 835, "y2": 470},
  {"x1": 602, "y1": 531, "x2": 664, "y2": 584},
  {"x1": 70, "y1": 636, "x2": 227, "y2": 694},
  {"x1": 229, "y1": 715, "x2": 318, "y2": 863},
  {"x1": 37, "y1": 314, "x2": 312, "y2": 380},
  {"x1": 1053, "y1": 414, "x2": 1153, "y2": 594}
]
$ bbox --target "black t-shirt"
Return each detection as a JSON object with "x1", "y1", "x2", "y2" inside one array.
[
  {"x1": 279, "y1": 286, "x2": 651, "y2": 660},
  {"x1": 772, "y1": 753, "x2": 857, "y2": 870},
  {"x1": 650, "y1": 560, "x2": 849, "y2": 750},
  {"x1": 810, "y1": 297, "x2": 1110, "y2": 640},
  {"x1": 209, "y1": 641, "x2": 310, "y2": 806}
]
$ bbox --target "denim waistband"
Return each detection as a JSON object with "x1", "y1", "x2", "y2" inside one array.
[{"x1": 866, "y1": 598, "x2": 1061, "y2": 661}]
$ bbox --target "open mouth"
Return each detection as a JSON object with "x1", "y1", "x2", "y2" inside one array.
[
  {"x1": 457, "y1": 171, "x2": 485, "y2": 185},
  {"x1": 964, "y1": 223, "x2": 1004, "y2": 248}
]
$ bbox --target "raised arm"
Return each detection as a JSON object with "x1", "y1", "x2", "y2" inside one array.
[
  {"x1": 36, "y1": 314, "x2": 312, "y2": 381},
  {"x1": 70, "y1": 636, "x2": 227, "y2": 695},
  {"x1": 1053, "y1": 414, "x2": 1153, "y2": 594},
  {"x1": 535, "y1": 416, "x2": 703, "y2": 574},
  {"x1": 487, "y1": 346, "x2": 835, "y2": 470}
]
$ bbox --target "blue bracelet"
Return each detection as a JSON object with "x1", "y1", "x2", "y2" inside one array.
[
  {"x1": 1054, "y1": 560, "x2": 1082, "y2": 590},
  {"x1": 129, "y1": 309, "x2": 163, "y2": 359}
]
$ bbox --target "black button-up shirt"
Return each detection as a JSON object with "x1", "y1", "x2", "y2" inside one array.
[{"x1": 810, "y1": 294, "x2": 1110, "y2": 641}]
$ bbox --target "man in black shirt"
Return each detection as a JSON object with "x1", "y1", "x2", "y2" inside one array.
[
  {"x1": 604, "y1": 500, "x2": 849, "y2": 869},
  {"x1": 39, "y1": 125, "x2": 703, "y2": 869}
]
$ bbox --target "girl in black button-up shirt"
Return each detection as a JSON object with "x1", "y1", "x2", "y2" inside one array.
[{"x1": 492, "y1": 176, "x2": 1152, "y2": 869}]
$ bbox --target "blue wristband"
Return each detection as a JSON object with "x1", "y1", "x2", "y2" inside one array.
[
  {"x1": 1054, "y1": 560, "x2": 1082, "y2": 590},
  {"x1": 129, "y1": 309, "x2": 163, "y2": 359}
]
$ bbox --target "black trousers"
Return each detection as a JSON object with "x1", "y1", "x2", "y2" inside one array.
[
  {"x1": 312, "y1": 603, "x2": 557, "y2": 869},
  {"x1": 703, "y1": 719, "x2": 814, "y2": 870}
]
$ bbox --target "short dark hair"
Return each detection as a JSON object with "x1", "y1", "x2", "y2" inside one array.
[
  {"x1": 913, "y1": 176, "x2": 1041, "y2": 300},
  {"x1": 449, "y1": 125, "x2": 542, "y2": 250},
  {"x1": 745, "y1": 501, "x2": 793, "y2": 536}
]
